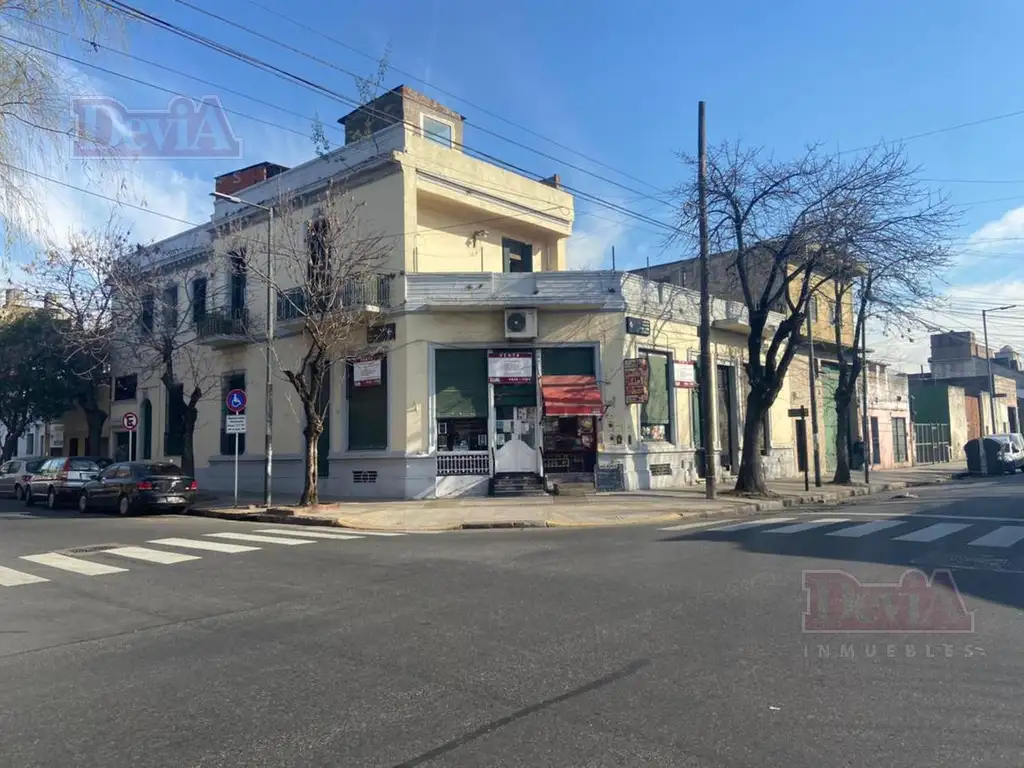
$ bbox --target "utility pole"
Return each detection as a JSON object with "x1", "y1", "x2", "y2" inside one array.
[
  {"x1": 981, "y1": 304, "x2": 1016, "y2": 473},
  {"x1": 697, "y1": 101, "x2": 716, "y2": 499},
  {"x1": 807, "y1": 311, "x2": 823, "y2": 487},
  {"x1": 861, "y1": 275, "x2": 871, "y2": 484}
]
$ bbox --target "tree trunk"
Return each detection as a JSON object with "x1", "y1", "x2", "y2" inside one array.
[
  {"x1": 735, "y1": 390, "x2": 769, "y2": 494},
  {"x1": 181, "y1": 405, "x2": 198, "y2": 477},
  {"x1": 301, "y1": 409, "x2": 322, "y2": 507},
  {"x1": 84, "y1": 406, "x2": 107, "y2": 456},
  {"x1": 832, "y1": 390, "x2": 853, "y2": 484},
  {"x1": 1, "y1": 433, "x2": 18, "y2": 463}
]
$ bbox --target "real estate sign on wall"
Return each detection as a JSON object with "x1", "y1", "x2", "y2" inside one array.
[
  {"x1": 353, "y1": 358, "x2": 382, "y2": 387},
  {"x1": 673, "y1": 360, "x2": 697, "y2": 388},
  {"x1": 49, "y1": 424, "x2": 64, "y2": 449},
  {"x1": 623, "y1": 358, "x2": 649, "y2": 404},
  {"x1": 488, "y1": 352, "x2": 533, "y2": 384}
]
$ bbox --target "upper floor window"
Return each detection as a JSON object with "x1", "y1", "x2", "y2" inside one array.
[
  {"x1": 162, "y1": 284, "x2": 179, "y2": 330},
  {"x1": 114, "y1": 374, "x2": 137, "y2": 401},
  {"x1": 307, "y1": 219, "x2": 331, "y2": 290},
  {"x1": 502, "y1": 238, "x2": 533, "y2": 273},
  {"x1": 191, "y1": 277, "x2": 207, "y2": 324},
  {"x1": 422, "y1": 115, "x2": 453, "y2": 148},
  {"x1": 140, "y1": 293, "x2": 154, "y2": 335}
]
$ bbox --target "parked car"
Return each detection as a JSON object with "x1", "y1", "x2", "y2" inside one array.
[
  {"x1": 24, "y1": 456, "x2": 114, "y2": 509},
  {"x1": 0, "y1": 457, "x2": 46, "y2": 500},
  {"x1": 964, "y1": 437, "x2": 1019, "y2": 475},
  {"x1": 77, "y1": 461, "x2": 197, "y2": 516},
  {"x1": 991, "y1": 433, "x2": 1024, "y2": 472}
]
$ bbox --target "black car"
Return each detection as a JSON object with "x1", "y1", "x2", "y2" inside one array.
[{"x1": 77, "y1": 461, "x2": 197, "y2": 516}]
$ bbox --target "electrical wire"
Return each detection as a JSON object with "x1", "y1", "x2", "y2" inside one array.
[
  {"x1": 122, "y1": 0, "x2": 678, "y2": 217},
  {"x1": 236, "y1": 0, "x2": 668, "y2": 196}
]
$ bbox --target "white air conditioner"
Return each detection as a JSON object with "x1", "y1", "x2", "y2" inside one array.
[{"x1": 504, "y1": 308, "x2": 538, "y2": 339}]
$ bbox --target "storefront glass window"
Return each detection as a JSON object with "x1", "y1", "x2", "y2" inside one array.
[{"x1": 641, "y1": 351, "x2": 672, "y2": 442}]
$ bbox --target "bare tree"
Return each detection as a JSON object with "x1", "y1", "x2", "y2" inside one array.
[
  {"x1": 674, "y1": 143, "x2": 953, "y2": 494},
  {"x1": 105, "y1": 247, "x2": 221, "y2": 476},
  {"x1": 18, "y1": 223, "x2": 132, "y2": 451},
  {"x1": 0, "y1": 1, "x2": 121, "y2": 250},
  {"x1": 219, "y1": 182, "x2": 390, "y2": 505},
  {"x1": 822, "y1": 176, "x2": 954, "y2": 483}
]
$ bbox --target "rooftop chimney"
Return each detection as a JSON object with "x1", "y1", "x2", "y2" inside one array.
[
  {"x1": 215, "y1": 161, "x2": 289, "y2": 198},
  {"x1": 338, "y1": 85, "x2": 464, "y2": 149}
]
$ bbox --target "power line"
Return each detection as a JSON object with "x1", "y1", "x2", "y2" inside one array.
[
  {"x1": 92, "y1": 0, "x2": 678, "y2": 236},
  {"x1": 238, "y1": 0, "x2": 666, "y2": 196},
  {"x1": 2, "y1": 27, "x2": 669, "y2": 240},
  {"x1": 165, "y1": 0, "x2": 676, "y2": 213},
  {"x1": 5, "y1": 160, "x2": 649, "y2": 259},
  {"x1": 838, "y1": 107, "x2": 1024, "y2": 156}
]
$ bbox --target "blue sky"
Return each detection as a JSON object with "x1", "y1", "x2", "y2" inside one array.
[{"x1": 14, "y1": 0, "x2": 1024, "y2": 368}]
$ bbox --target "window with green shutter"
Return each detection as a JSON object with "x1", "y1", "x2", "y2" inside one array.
[
  {"x1": 541, "y1": 347, "x2": 595, "y2": 377},
  {"x1": 435, "y1": 349, "x2": 488, "y2": 418},
  {"x1": 640, "y1": 351, "x2": 672, "y2": 442},
  {"x1": 347, "y1": 357, "x2": 388, "y2": 450}
]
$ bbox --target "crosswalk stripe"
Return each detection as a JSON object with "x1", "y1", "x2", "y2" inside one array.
[
  {"x1": 253, "y1": 529, "x2": 364, "y2": 541},
  {"x1": 271, "y1": 525, "x2": 403, "y2": 537},
  {"x1": 150, "y1": 538, "x2": 259, "y2": 553},
  {"x1": 205, "y1": 532, "x2": 315, "y2": 545},
  {"x1": 102, "y1": 546, "x2": 200, "y2": 564},
  {"x1": 707, "y1": 517, "x2": 796, "y2": 532},
  {"x1": 20, "y1": 553, "x2": 128, "y2": 576},
  {"x1": 828, "y1": 520, "x2": 906, "y2": 538},
  {"x1": 659, "y1": 520, "x2": 727, "y2": 532},
  {"x1": 894, "y1": 523, "x2": 971, "y2": 542},
  {"x1": 967, "y1": 526, "x2": 1024, "y2": 548},
  {"x1": 0, "y1": 565, "x2": 49, "y2": 586},
  {"x1": 765, "y1": 518, "x2": 851, "y2": 534}
]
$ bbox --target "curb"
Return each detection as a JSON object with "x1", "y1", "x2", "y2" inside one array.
[{"x1": 183, "y1": 469, "x2": 968, "y2": 532}]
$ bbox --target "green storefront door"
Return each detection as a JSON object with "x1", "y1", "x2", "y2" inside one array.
[{"x1": 820, "y1": 367, "x2": 839, "y2": 473}]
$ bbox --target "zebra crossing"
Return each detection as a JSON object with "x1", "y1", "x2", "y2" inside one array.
[
  {"x1": 660, "y1": 515, "x2": 1024, "y2": 551},
  {"x1": 0, "y1": 527, "x2": 405, "y2": 588}
]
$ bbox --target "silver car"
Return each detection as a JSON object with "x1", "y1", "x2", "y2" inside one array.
[
  {"x1": 0, "y1": 457, "x2": 46, "y2": 501},
  {"x1": 989, "y1": 433, "x2": 1024, "y2": 472},
  {"x1": 24, "y1": 456, "x2": 113, "y2": 510}
]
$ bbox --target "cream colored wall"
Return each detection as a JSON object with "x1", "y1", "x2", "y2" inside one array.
[
  {"x1": 414, "y1": 196, "x2": 559, "y2": 273},
  {"x1": 403, "y1": 129, "x2": 573, "y2": 243},
  {"x1": 216, "y1": 170, "x2": 407, "y2": 311},
  {"x1": 391, "y1": 309, "x2": 794, "y2": 458}
]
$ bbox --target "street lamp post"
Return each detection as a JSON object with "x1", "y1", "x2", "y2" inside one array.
[{"x1": 211, "y1": 191, "x2": 275, "y2": 507}]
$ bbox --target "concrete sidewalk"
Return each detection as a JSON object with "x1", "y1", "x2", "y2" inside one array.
[{"x1": 186, "y1": 461, "x2": 969, "y2": 532}]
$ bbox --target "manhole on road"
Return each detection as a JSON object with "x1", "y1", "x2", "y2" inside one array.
[{"x1": 61, "y1": 543, "x2": 124, "y2": 555}]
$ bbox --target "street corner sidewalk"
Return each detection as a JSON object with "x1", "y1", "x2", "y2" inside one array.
[{"x1": 184, "y1": 460, "x2": 969, "y2": 533}]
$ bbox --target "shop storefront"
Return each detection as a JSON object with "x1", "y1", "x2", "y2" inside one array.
[
  {"x1": 538, "y1": 347, "x2": 602, "y2": 475},
  {"x1": 433, "y1": 345, "x2": 603, "y2": 479}
]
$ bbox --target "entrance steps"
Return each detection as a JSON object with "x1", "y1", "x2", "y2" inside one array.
[{"x1": 489, "y1": 472, "x2": 548, "y2": 498}]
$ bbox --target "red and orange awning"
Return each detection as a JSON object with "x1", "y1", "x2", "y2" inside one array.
[{"x1": 540, "y1": 375, "x2": 604, "y2": 417}]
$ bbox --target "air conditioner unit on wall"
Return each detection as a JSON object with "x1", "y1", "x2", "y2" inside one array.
[{"x1": 504, "y1": 308, "x2": 538, "y2": 339}]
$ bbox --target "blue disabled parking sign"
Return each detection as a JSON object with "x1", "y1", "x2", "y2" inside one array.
[{"x1": 226, "y1": 389, "x2": 247, "y2": 413}]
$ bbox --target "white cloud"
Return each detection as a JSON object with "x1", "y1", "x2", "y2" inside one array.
[
  {"x1": 967, "y1": 205, "x2": 1024, "y2": 248},
  {"x1": 566, "y1": 218, "x2": 626, "y2": 270}
]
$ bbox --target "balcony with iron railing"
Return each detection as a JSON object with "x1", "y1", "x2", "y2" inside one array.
[
  {"x1": 276, "y1": 275, "x2": 391, "y2": 325},
  {"x1": 197, "y1": 307, "x2": 255, "y2": 348}
]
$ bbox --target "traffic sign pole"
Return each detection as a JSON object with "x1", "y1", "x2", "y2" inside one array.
[
  {"x1": 225, "y1": 390, "x2": 246, "y2": 507},
  {"x1": 234, "y1": 432, "x2": 239, "y2": 508}
]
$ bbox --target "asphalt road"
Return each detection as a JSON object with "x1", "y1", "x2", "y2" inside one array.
[{"x1": 0, "y1": 475, "x2": 1022, "y2": 767}]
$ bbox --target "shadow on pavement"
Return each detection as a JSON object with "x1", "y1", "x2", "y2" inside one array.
[{"x1": 660, "y1": 473, "x2": 1024, "y2": 615}]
